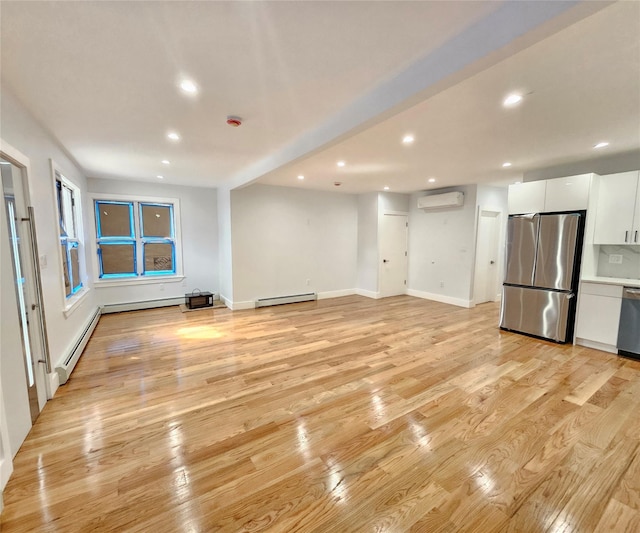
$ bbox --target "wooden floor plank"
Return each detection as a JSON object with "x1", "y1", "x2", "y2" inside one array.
[{"x1": 1, "y1": 295, "x2": 639, "y2": 532}]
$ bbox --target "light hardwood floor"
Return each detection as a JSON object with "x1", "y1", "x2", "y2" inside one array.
[{"x1": 2, "y1": 295, "x2": 640, "y2": 532}]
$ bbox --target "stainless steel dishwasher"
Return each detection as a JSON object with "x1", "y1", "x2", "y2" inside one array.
[{"x1": 618, "y1": 287, "x2": 640, "y2": 358}]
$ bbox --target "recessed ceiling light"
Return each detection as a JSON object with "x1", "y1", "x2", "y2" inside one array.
[
  {"x1": 428, "y1": 178, "x2": 436, "y2": 183},
  {"x1": 179, "y1": 79, "x2": 198, "y2": 94},
  {"x1": 156, "y1": 175, "x2": 164, "y2": 179},
  {"x1": 167, "y1": 132, "x2": 180, "y2": 141},
  {"x1": 503, "y1": 93, "x2": 523, "y2": 107},
  {"x1": 383, "y1": 186, "x2": 390, "y2": 191},
  {"x1": 502, "y1": 162, "x2": 512, "y2": 168},
  {"x1": 402, "y1": 135, "x2": 415, "y2": 144},
  {"x1": 594, "y1": 141, "x2": 609, "y2": 149},
  {"x1": 297, "y1": 175, "x2": 304, "y2": 180},
  {"x1": 337, "y1": 161, "x2": 346, "y2": 167},
  {"x1": 161, "y1": 160, "x2": 170, "y2": 165}
]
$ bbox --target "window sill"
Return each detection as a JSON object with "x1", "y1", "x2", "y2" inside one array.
[
  {"x1": 93, "y1": 275, "x2": 185, "y2": 288},
  {"x1": 63, "y1": 287, "x2": 91, "y2": 318}
]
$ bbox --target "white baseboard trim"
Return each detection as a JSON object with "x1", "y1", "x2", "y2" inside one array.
[
  {"x1": 46, "y1": 371, "x2": 60, "y2": 399},
  {"x1": 56, "y1": 306, "x2": 102, "y2": 385},
  {"x1": 575, "y1": 338, "x2": 618, "y2": 354},
  {"x1": 406, "y1": 289, "x2": 473, "y2": 308},
  {"x1": 317, "y1": 289, "x2": 356, "y2": 300},
  {"x1": 355, "y1": 288, "x2": 381, "y2": 299},
  {"x1": 101, "y1": 296, "x2": 183, "y2": 314},
  {"x1": 231, "y1": 300, "x2": 256, "y2": 310}
]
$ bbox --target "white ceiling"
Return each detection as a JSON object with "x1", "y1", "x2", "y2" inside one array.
[{"x1": 1, "y1": 1, "x2": 638, "y2": 194}]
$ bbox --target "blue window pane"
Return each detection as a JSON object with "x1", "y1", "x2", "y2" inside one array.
[
  {"x1": 143, "y1": 241, "x2": 175, "y2": 275},
  {"x1": 95, "y1": 201, "x2": 134, "y2": 238},
  {"x1": 140, "y1": 203, "x2": 173, "y2": 238},
  {"x1": 98, "y1": 243, "x2": 136, "y2": 277}
]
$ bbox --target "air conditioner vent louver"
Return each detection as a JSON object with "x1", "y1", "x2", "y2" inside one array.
[{"x1": 417, "y1": 191, "x2": 464, "y2": 210}]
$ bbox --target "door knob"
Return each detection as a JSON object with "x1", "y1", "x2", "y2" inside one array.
[
  {"x1": 490, "y1": 260, "x2": 495, "y2": 264},
  {"x1": 383, "y1": 259, "x2": 389, "y2": 263}
]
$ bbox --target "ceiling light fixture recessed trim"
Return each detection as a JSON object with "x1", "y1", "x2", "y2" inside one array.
[
  {"x1": 156, "y1": 175, "x2": 164, "y2": 180},
  {"x1": 594, "y1": 141, "x2": 609, "y2": 149},
  {"x1": 297, "y1": 175, "x2": 305, "y2": 180},
  {"x1": 337, "y1": 161, "x2": 346, "y2": 167},
  {"x1": 167, "y1": 132, "x2": 180, "y2": 141},
  {"x1": 503, "y1": 93, "x2": 523, "y2": 107},
  {"x1": 402, "y1": 134, "x2": 415, "y2": 144},
  {"x1": 161, "y1": 160, "x2": 170, "y2": 165},
  {"x1": 179, "y1": 79, "x2": 198, "y2": 94},
  {"x1": 428, "y1": 178, "x2": 436, "y2": 183},
  {"x1": 502, "y1": 162, "x2": 512, "y2": 168},
  {"x1": 383, "y1": 186, "x2": 390, "y2": 190}
]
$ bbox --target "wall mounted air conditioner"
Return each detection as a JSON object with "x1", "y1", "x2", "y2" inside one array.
[{"x1": 417, "y1": 191, "x2": 464, "y2": 210}]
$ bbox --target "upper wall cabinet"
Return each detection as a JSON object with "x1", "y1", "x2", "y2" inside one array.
[
  {"x1": 508, "y1": 181, "x2": 546, "y2": 214},
  {"x1": 544, "y1": 174, "x2": 591, "y2": 212},
  {"x1": 593, "y1": 171, "x2": 640, "y2": 245},
  {"x1": 508, "y1": 174, "x2": 591, "y2": 214}
]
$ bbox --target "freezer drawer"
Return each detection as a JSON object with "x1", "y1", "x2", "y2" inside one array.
[{"x1": 500, "y1": 285, "x2": 573, "y2": 342}]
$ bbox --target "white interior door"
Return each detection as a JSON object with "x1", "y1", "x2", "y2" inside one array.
[
  {"x1": 379, "y1": 214, "x2": 408, "y2": 297},
  {"x1": 474, "y1": 209, "x2": 500, "y2": 304},
  {"x1": 1, "y1": 155, "x2": 47, "y2": 458}
]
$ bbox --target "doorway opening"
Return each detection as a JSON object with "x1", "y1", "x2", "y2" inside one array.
[
  {"x1": 474, "y1": 209, "x2": 502, "y2": 305},
  {"x1": 379, "y1": 213, "x2": 408, "y2": 297}
]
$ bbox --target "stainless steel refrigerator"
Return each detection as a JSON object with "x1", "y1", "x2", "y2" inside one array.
[{"x1": 499, "y1": 212, "x2": 584, "y2": 343}]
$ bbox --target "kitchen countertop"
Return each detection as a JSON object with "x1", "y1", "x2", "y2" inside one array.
[{"x1": 581, "y1": 275, "x2": 640, "y2": 288}]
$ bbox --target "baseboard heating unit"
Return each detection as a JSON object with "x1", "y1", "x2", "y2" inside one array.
[
  {"x1": 56, "y1": 306, "x2": 101, "y2": 385},
  {"x1": 255, "y1": 293, "x2": 317, "y2": 308}
]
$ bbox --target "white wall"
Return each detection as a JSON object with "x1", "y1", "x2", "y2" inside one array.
[
  {"x1": 87, "y1": 178, "x2": 218, "y2": 306},
  {"x1": 231, "y1": 184, "x2": 358, "y2": 306},
  {"x1": 217, "y1": 186, "x2": 233, "y2": 306},
  {"x1": 379, "y1": 192, "x2": 410, "y2": 213},
  {"x1": 474, "y1": 185, "x2": 509, "y2": 303},
  {"x1": 408, "y1": 185, "x2": 478, "y2": 307},
  {"x1": 1, "y1": 87, "x2": 98, "y2": 367},
  {"x1": 357, "y1": 193, "x2": 379, "y2": 296}
]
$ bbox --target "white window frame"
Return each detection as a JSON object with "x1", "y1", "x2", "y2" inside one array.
[
  {"x1": 50, "y1": 160, "x2": 89, "y2": 316},
  {"x1": 88, "y1": 192, "x2": 184, "y2": 286}
]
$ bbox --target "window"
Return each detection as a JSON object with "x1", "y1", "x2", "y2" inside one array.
[
  {"x1": 94, "y1": 199, "x2": 177, "y2": 278},
  {"x1": 55, "y1": 173, "x2": 83, "y2": 297}
]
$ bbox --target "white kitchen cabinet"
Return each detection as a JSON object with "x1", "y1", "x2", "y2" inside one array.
[
  {"x1": 593, "y1": 171, "x2": 640, "y2": 244},
  {"x1": 508, "y1": 175, "x2": 592, "y2": 215},
  {"x1": 508, "y1": 181, "x2": 546, "y2": 214},
  {"x1": 575, "y1": 282, "x2": 622, "y2": 352},
  {"x1": 544, "y1": 174, "x2": 591, "y2": 212}
]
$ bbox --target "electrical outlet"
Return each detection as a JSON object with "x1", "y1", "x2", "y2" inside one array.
[
  {"x1": 609, "y1": 254, "x2": 623, "y2": 264},
  {"x1": 439, "y1": 281, "x2": 444, "y2": 288}
]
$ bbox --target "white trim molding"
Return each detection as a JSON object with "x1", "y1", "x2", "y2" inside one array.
[
  {"x1": 317, "y1": 289, "x2": 355, "y2": 300},
  {"x1": 406, "y1": 288, "x2": 473, "y2": 308},
  {"x1": 355, "y1": 288, "x2": 382, "y2": 299}
]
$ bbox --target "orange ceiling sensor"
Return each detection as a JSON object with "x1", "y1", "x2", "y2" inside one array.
[{"x1": 226, "y1": 116, "x2": 242, "y2": 127}]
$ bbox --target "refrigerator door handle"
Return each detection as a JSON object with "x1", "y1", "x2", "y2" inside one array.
[
  {"x1": 626, "y1": 230, "x2": 629, "y2": 243},
  {"x1": 635, "y1": 230, "x2": 638, "y2": 243}
]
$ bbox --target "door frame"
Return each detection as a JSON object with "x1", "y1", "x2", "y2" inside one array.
[
  {"x1": 378, "y1": 211, "x2": 409, "y2": 298},
  {"x1": 1, "y1": 141, "x2": 54, "y2": 392},
  {"x1": 472, "y1": 207, "x2": 503, "y2": 306}
]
